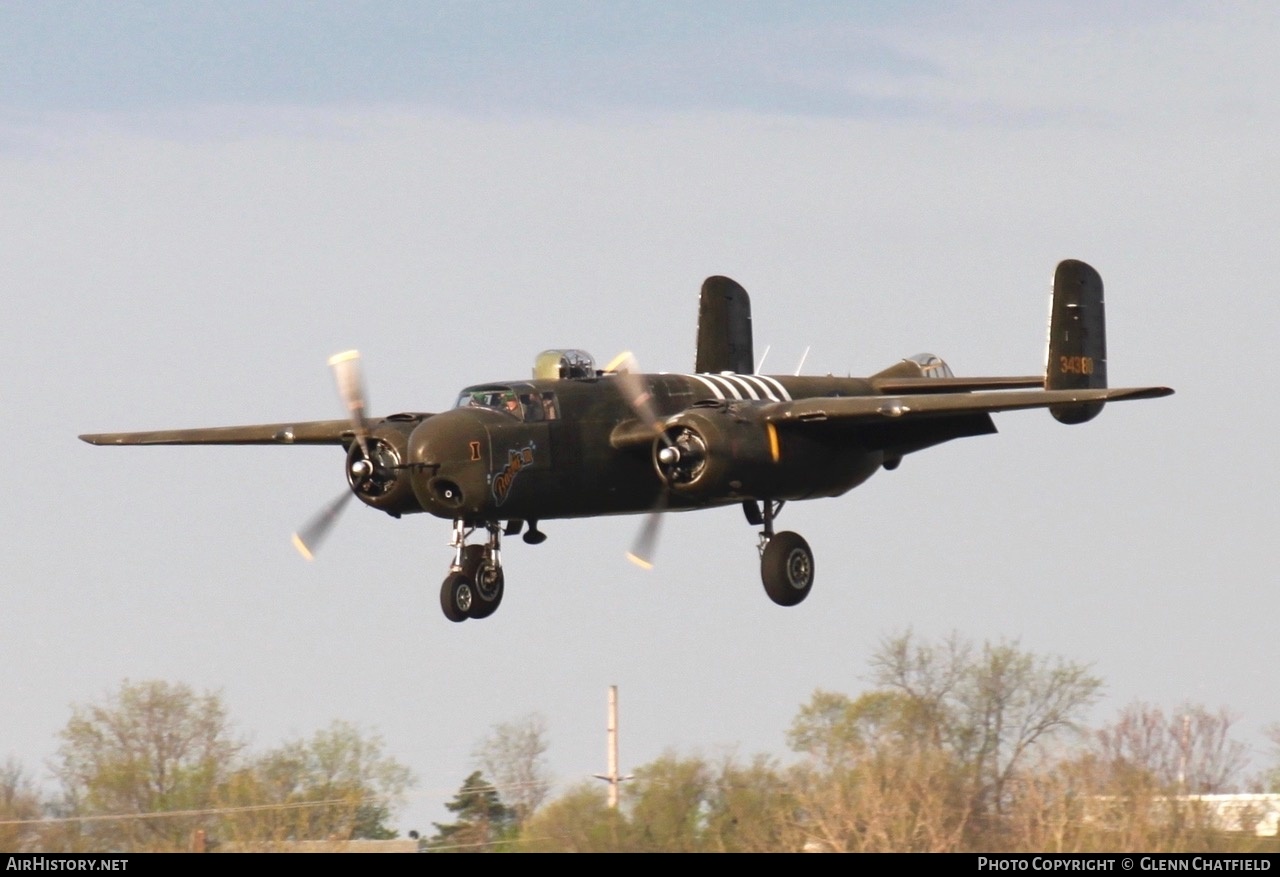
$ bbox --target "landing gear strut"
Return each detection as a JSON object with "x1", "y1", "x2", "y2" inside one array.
[
  {"x1": 752, "y1": 500, "x2": 815, "y2": 607},
  {"x1": 439, "y1": 520, "x2": 506, "y2": 622}
]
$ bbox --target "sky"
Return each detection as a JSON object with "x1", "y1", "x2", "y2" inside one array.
[{"x1": 2, "y1": 2, "x2": 1277, "y2": 835}]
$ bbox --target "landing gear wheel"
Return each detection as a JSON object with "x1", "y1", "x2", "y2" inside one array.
[
  {"x1": 462, "y1": 545, "x2": 504, "y2": 619},
  {"x1": 761, "y1": 531, "x2": 814, "y2": 607},
  {"x1": 440, "y1": 572, "x2": 473, "y2": 622}
]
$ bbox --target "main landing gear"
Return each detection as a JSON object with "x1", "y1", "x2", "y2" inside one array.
[
  {"x1": 437, "y1": 505, "x2": 815, "y2": 619},
  {"x1": 748, "y1": 500, "x2": 815, "y2": 607},
  {"x1": 440, "y1": 520, "x2": 507, "y2": 622}
]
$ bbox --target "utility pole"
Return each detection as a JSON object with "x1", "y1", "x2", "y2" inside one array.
[
  {"x1": 1178, "y1": 712, "x2": 1191, "y2": 793},
  {"x1": 593, "y1": 684, "x2": 632, "y2": 808}
]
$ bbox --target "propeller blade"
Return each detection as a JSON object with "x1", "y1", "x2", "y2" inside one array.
[
  {"x1": 291, "y1": 491, "x2": 353, "y2": 561},
  {"x1": 328, "y1": 350, "x2": 370, "y2": 458},
  {"x1": 604, "y1": 351, "x2": 670, "y2": 446},
  {"x1": 626, "y1": 508, "x2": 663, "y2": 570},
  {"x1": 607, "y1": 351, "x2": 674, "y2": 569}
]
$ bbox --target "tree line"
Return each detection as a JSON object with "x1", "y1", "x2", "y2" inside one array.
[
  {"x1": 4, "y1": 634, "x2": 1279, "y2": 852},
  {"x1": 429, "y1": 633, "x2": 1280, "y2": 853},
  {"x1": 1, "y1": 680, "x2": 411, "y2": 852}
]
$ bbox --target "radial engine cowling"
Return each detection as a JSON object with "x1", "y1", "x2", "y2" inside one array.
[
  {"x1": 345, "y1": 421, "x2": 421, "y2": 516},
  {"x1": 654, "y1": 404, "x2": 777, "y2": 498}
]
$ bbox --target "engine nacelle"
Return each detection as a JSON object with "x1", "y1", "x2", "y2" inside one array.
[
  {"x1": 346, "y1": 419, "x2": 422, "y2": 517},
  {"x1": 654, "y1": 402, "x2": 883, "y2": 501},
  {"x1": 654, "y1": 404, "x2": 778, "y2": 498}
]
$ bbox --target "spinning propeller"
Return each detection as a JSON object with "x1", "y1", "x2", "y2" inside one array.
[
  {"x1": 291, "y1": 350, "x2": 373, "y2": 560},
  {"x1": 604, "y1": 352, "x2": 680, "y2": 571}
]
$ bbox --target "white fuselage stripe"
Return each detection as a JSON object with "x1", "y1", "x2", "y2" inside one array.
[
  {"x1": 684, "y1": 373, "x2": 792, "y2": 403},
  {"x1": 704, "y1": 374, "x2": 743, "y2": 400},
  {"x1": 756, "y1": 375, "x2": 793, "y2": 401},
  {"x1": 721, "y1": 374, "x2": 760, "y2": 400},
  {"x1": 686, "y1": 373, "x2": 726, "y2": 400},
  {"x1": 739, "y1": 374, "x2": 779, "y2": 402}
]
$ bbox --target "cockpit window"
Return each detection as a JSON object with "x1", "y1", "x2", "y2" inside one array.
[
  {"x1": 456, "y1": 387, "x2": 559, "y2": 422},
  {"x1": 536, "y1": 391, "x2": 559, "y2": 421},
  {"x1": 458, "y1": 389, "x2": 516, "y2": 414}
]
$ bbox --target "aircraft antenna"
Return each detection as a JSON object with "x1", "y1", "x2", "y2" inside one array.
[
  {"x1": 793, "y1": 346, "x2": 811, "y2": 376},
  {"x1": 755, "y1": 345, "x2": 771, "y2": 374}
]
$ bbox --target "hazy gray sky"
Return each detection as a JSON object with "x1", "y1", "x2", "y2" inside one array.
[{"x1": 3, "y1": 2, "x2": 1276, "y2": 833}]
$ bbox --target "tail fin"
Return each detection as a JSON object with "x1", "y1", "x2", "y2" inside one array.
[
  {"x1": 1046, "y1": 259, "x2": 1107, "y2": 424},
  {"x1": 696, "y1": 276, "x2": 754, "y2": 374}
]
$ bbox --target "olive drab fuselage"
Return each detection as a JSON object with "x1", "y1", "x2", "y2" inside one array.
[{"x1": 366, "y1": 373, "x2": 894, "y2": 526}]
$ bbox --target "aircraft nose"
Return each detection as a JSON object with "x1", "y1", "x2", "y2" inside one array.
[{"x1": 408, "y1": 410, "x2": 487, "y2": 515}]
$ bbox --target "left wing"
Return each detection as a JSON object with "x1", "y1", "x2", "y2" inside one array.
[
  {"x1": 79, "y1": 419, "x2": 359, "y2": 446},
  {"x1": 762, "y1": 385, "x2": 1173, "y2": 425}
]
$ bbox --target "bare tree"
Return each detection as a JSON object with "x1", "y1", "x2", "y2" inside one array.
[
  {"x1": 473, "y1": 713, "x2": 551, "y2": 829},
  {"x1": 1266, "y1": 723, "x2": 1280, "y2": 793},
  {"x1": 870, "y1": 632, "x2": 1102, "y2": 822},
  {"x1": 1095, "y1": 702, "x2": 1248, "y2": 794}
]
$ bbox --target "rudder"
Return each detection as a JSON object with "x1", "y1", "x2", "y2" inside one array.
[{"x1": 1046, "y1": 259, "x2": 1107, "y2": 424}]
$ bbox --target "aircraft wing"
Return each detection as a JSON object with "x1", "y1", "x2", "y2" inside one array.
[
  {"x1": 763, "y1": 385, "x2": 1173, "y2": 425},
  {"x1": 79, "y1": 419, "x2": 359, "y2": 446}
]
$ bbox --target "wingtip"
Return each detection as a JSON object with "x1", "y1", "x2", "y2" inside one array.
[{"x1": 1118, "y1": 385, "x2": 1175, "y2": 401}]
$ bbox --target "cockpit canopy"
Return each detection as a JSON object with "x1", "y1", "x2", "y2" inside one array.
[
  {"x1": 533, "y1": 349, "x2": 596, "y2": 380},
  {"x1": 455, "y1": 383, "x2": 559, "y2": 422},
  {"x1": 905, "y1": 353, "x2": 955, "y2": 379}
]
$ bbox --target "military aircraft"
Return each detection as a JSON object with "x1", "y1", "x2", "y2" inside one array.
[{"x1": 82, "y1": 260, "x2": 1170, "y2": 622}]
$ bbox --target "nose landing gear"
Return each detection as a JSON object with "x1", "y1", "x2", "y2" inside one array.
[{"x1": 439, "y1": 520, "x2": 509, "y2": 622}]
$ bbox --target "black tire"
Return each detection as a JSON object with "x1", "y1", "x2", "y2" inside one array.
[
  {"x1": 761, "y1": 531, "x2": 814, "y2": 607},
  {"x1": 440, "y1": 572, "x2": 473, "y2": 622},
  {"x1": 461, "y1": 545, "x2": 504, "y2": 619},
  {"x1": 460, "y1": 545, "x2": 486, "y2": 579}
]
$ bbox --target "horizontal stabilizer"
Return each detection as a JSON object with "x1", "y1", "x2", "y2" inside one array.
[
  {"x1": 871, "y1": 376, "x2": 1044, "y2": 394},
  {"x1": 764, "y1": 385, "x2": 1172, "y2": 425}
]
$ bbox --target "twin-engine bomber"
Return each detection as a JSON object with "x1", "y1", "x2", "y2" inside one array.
[{"x1": 81, "y1": 260, "x2": 1172, "y2": 622}]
